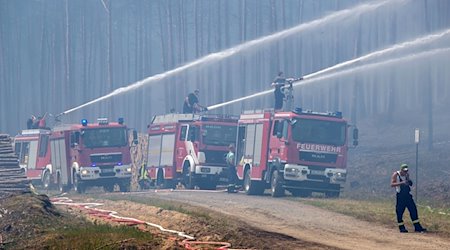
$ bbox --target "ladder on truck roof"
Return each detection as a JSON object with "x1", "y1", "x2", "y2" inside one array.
[
  {"x1": 19, "y1": 129, "x2": 51, "y2": 136},
  {"x1": 242, "y1": 109, "x2": 275, "y2": 115},
  {"x1": 151, "y1": 113, "x2": 239, "y2": 124}
]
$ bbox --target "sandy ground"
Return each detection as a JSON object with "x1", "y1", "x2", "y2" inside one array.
[
  {"x1": 57, "y1": 192, "x2": 332, "y2": 249},
  {"x1": 95, "y1": 190, "x2": 450, "y2": 250}
]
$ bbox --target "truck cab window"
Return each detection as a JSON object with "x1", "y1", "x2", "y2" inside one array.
[
  {"x1": 188, "y1": 126, "x2": 198, "y2": 141},
  {"x1": 38, "y1": 135, "x2": 49, "y2": 157},
  {"x1": 180, "y1": 126, "x2": 188, "y2": 140},
  {"x1": 272, "y1": 121, "x2": 280, "y2": 136}
]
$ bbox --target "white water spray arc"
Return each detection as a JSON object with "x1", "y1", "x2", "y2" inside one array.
[
  {"x1": 60, "y1": 0, "x2": 399, "y2": 116},
  {"x1": 207, "y1": 29, "x2": 450, "y2": 111}
]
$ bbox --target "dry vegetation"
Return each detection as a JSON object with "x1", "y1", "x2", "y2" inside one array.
[
  {"x1": 0, "y1": 193, "x2": 162, "y2": 249},
  {"x1": 302, "y1": 198, "x2": 450, "y2": 237}
]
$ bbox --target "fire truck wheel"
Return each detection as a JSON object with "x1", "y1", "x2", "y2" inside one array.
[
  {"x1": 243, "y1": 169, "x2": 264, "y2": 195},
  {"x1": 42, "y1": 171, "x2": 51, "y2": 189},
  {"x1": 103, "y1": 184, "x2": 115, "y2": 192},
  {"x1": 156, "y1": 170, "x2": 166, "y2": 189},
  {"x1": 119, "y1": 182, "x2": 131, "y2": 192},
  {"x1": 183, "y1": 174, "x2": 194, "y2": 189},
  {"x1": 57, "y1": 175, "x2": 65, "y2": 193},
  {"x1": 74, "y1": 175, "x2": 86, "y2": 194},
  {"x1": 325, "y1": 190, "x2": 340, "y2": 198},
  {"x1": 270, "y1": 170, "x2": 285, "y2": 197},
  {"x1": 182, "y1": 164, "x2": 194, "y2": 189},
  {"x1": 164, "y1": 180, "x2": 176, "y2": 189}
]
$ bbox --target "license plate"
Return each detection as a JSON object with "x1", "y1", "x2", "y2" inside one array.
[
  {"x1": 102, "y1": 168, "x2": 114, "y2": 173},
  {"x1": 310, "y1": 170, "x2": 323, "y2": 175},
  {"x1": 200, "y1": 167, "x2": 211, "y2": 173}
]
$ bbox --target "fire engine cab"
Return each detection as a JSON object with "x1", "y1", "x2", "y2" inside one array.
[
  {"x1": 14, "y1": 118, "x2": 137, "y2": 193},
  {"x1": 147, "y1": 113, "x2": 238, "y2": 190},
  {"x1": 48, "y1": 118, "x2": 136, "y2": 193},
  {"x1": 235, "y1": 108, "x2": 358, "y2": 197}
]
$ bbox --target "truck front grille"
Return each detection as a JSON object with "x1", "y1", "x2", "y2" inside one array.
[
  {"x1": 99, "y1": 166, "x2": 115, "y2": 177},
  {"x1": 91, "y1": 153, "x2": 122, "y2": 163},
  {"x1": 299, "y1": 151, "x2": 337, "y2": 163}
]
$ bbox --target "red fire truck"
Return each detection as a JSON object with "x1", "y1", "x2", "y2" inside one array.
[
  {"x1": 49, "y1": 118, "x2": 137, "y2": 193},
  {"x1": 235, "y1": 108, "x2": 358, "y2": 197},
  {"x1": 14, "y1": 129, "x2": 52, "y2": 187},
  {"x1": 14, "y1": 118, "x2": 137, "y2": 193},
  {"x1": 147, "y1": 113, "x2": 238, "y2": 190}
]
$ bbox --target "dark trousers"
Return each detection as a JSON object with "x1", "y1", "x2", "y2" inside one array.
[
  {"x1": 228, "y1": 165, "x2": 238, "y2": 185},
  {"x1": 274, "y1": 90, "x2": 284, "y2": 110},
  {"x1": 396, "y1": 193, "x2": 419, "y2": 224}
]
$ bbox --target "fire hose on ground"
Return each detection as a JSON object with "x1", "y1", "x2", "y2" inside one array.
[{"x1": 50, "y1": 196, "x2": 232, "y2": 250}]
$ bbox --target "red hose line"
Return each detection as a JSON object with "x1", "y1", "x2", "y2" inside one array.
[{"x1": 51, "y1": 196, "x2": 234, "y2": 250}]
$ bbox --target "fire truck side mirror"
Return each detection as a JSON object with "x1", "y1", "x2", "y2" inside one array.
[
  {"x1": 70, "y1": 132, "x2": 80, "y2": 147},
  {"x1": 275, "y1": 120, "x2": 283, "y2": 139},
  {"x1": 132, "y1": 130, "x2": 138, "y2": 145},
  {"x1": 276, "y1": 131, "x2": 283, "y2": 139}
]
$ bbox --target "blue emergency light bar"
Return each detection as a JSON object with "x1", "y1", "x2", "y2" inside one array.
[{"x1": 81, "y1": 119, "x2": 88, "y2": 126}]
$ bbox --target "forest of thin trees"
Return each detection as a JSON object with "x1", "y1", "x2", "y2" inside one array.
[{"x1": 1, "y1": 0, "x2": 449, "y2": 148}]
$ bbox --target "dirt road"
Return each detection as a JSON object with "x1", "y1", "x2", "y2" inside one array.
[{"x1": 100, "y1": 190, "x2": 450, "y2": 250}]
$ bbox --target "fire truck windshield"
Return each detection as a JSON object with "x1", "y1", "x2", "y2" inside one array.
[
  {"x1": 201, "y1": 124, "x2": 236, "y2": 146},
  {"x1": 292, "y1": 118, "x2": 346, "y2": 146},
  {"x1": 81, "y1": 128, "x2": 127, "y2": 148}
]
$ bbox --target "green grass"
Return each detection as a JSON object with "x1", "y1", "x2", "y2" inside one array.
[
  {"x1": 41, "y1": 223, "x2": 160, "y2": 249},
  {"x1": 302, "y1": 198, "x2": 450, "y2": 236}
]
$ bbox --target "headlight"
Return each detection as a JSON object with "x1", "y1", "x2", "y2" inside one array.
[
  {"x1": 126, "y1": 167, "x2": 132, "y2": 172},
  {"x1": 336, "y1": 172, "x2": 346, "y2": 178},
  {"x1": 286, "y1": 168, "x2": 299, "y2": 173},
  {"x1": 81, "y1": 169, "x2": 89, "y2": 175}
]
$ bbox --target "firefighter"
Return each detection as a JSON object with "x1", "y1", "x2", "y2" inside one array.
[
  {"x1": 27, "y1": 115, "x2": 36, "y2": 129},
  {"x1": 138, "y1": 163, "x2": 150, "y2": 190},
  {"x1": 183, "y1": 89, "x2": 207, "y2": 114},
  {"x1": 226, "y1": 143, "x2": 238, "y2": 193},
  {"x1": 38, "y1": 116, "x2": 46, "y2": 129},
  {"x1": 390, "y1": 164, "x2": 427, "y2": 233},
  {"x1": 271, "y1": 72, "x2": 286, "y2": 110}
]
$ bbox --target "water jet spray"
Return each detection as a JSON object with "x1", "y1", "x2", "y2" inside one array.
[{"x1": 60, "y1": 0, "x2": 397, "y2": 116}]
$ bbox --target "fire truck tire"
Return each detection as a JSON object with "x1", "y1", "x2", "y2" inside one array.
[
  {"x1": 57, "y1": 174, "x2": 68, "y2": 193},
  {"x1": 270, "y1": 170, "x2": 285, "y2": 197},
  {"x1": 73, "y1": 174, "x2": 86, "y2": 194},
  {"x1": 156, "y1": 170, "x2": 175, "y2": 189},
  {"x1": 165, "y1": 180, "x2": 177, "y2": 189},
  {"x1": 325, "y1": 190, "x2": 340, "y2": 198},
  {"x1": 57, "y1": 175, "x2": 64, "y2": 193},
  {"x1": 42, "y1": 171, "x2": 51, "y2": 189},
  {"x1": 119, "y1": 181, "x2": 131, "y2": 192},
  {"x1": 243, "y1": 169, "x2": 264, "y2": 195},
  {"x1": 182, "y1": 163, "x2": 195, "y2": 189},
  {"x1": 183, "y1": 174, "x2": 194, "y2": 189},
  {"x1": 103, "y1": 184, "x2": 115, "y2": 192}
]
